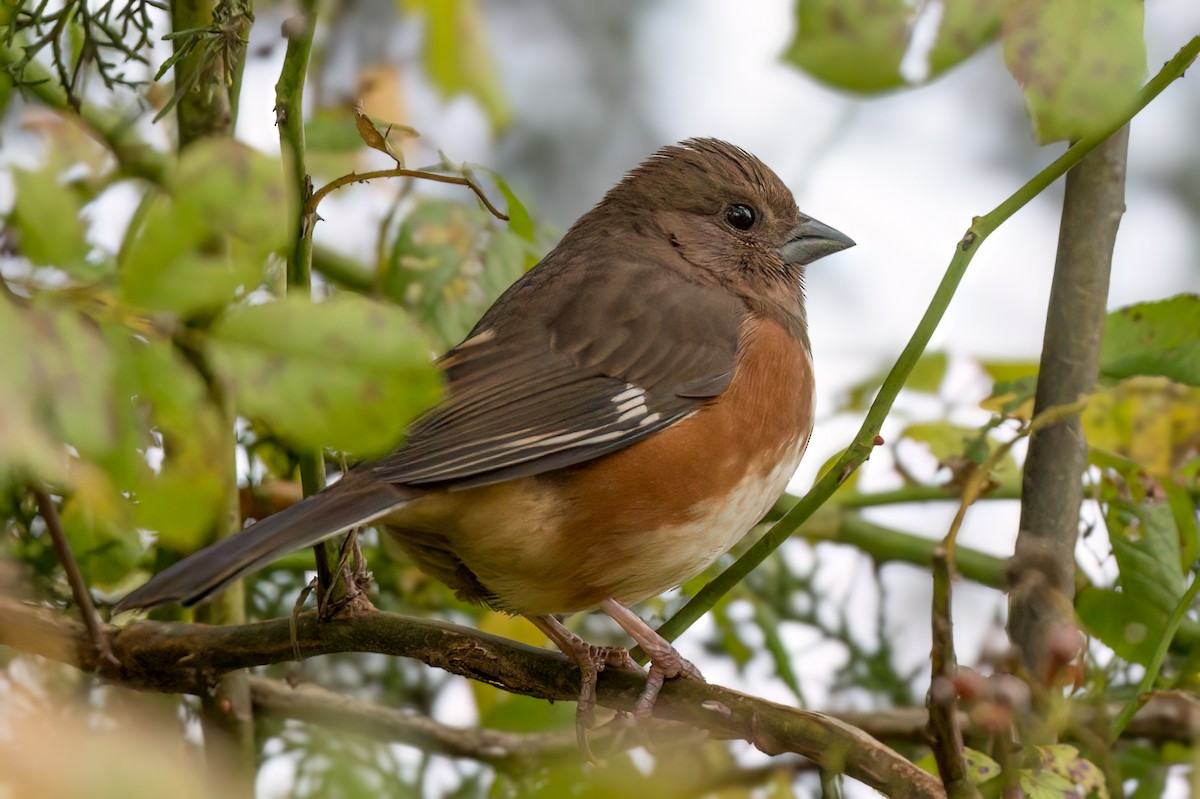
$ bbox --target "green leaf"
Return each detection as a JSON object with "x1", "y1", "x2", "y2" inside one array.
[
  {"x1": 1109, "y1": 500, "x2": 1184, "y2": 616},
  {"x1": 1002, "y1": 0, "x2": 1146, "y2": 144},
  {"x1": 899, "y1": 421, "x2": 974, "y2": 464},
  {"x1": 305, "y1": 108, "x2": 369, "y2": 153},
  {"x1": 128, "y1": 340, "x2": 225, "y2": 551},
  {"x1": 1019, "y1": 768, "x2": 1082, "y2": 799},
  {"x1": 1077, "y1": 586, "x2": 1166, "y2": 665},
  {"x1": 475, "y1": 166, "x2": 537, "y2": 248},
  {"x1": 208, "y1": 295, "x2": 441, "y2": 456},
  {"x1": 928, "y1": 0, "x2": 1004, "y2": 78},
  {"x1": 963, "y1": 748, "x2": 1002, "y2": 785},
  {"x1": 10, "y1": 166, "x2": 95, "y2": 277},
  {"x1": 1079, "y1": 497, "x2": 1185, "y2": 665},
  {"x1": 399, "y1": 0, "x2": 511, "y2": 129},
  {"x1": 1164, "y1": 480, "x2": 1198, "y2": 570},
  {"x1": 120, "y1": 139, "x2": 286, "y2": 315},
  {"x1": 0, "y1": 382, "x2": 67, "y2": 486},
  {"x1": 979, "y1": 359, "x2": 1039, "y2": 386},
  {"x1": 22, "y1": 306, "x2": 122, "y2": 465},
  {"x1": 59, "y1": 467, "x2": 141, "y2": 588},
  {"x1": 384, "y1": 201, "x2": 530, "y2": 349},
  {"x1": 915, "y1": 748, "x2": 1000, "y2": 785},
  {"x1": 1100, "y1": 295, "x2": 1200, "y2": 386},
  {"x1": 783, "y1": 0, "x2": 910, "y2": 92}
]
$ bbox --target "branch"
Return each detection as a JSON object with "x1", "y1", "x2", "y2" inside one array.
[
  {"x1": 0, "y1": 40, "x2": 166, "y2": 182},
  {"x1": 656, "y1": 36, "x2": 1200, "y2": 646},
  {"x1": 927, "y1": 548, "x2": 977, "y2": 798},
  {"x1": 797, "y1": 514, "x2": 1009, "y2": 589},
  {"x1": 836, "y1": 696, "x2": 1200, "y2": 745},
  {"x1": 306, "y1": 167, "x2": 509, "y2": 221},
  {"x1": 0, "y1": 597, "x2": 943, "y2": 799},
  {"x1": 273, "y1": 6, "x2": 340, "y2": 600},
  {"x1": 1008, "y1": 124, "x2": 1130, "y2": 680},
  {"x1": 30, "y1": 486, "x2": 117, "y2": 669},
  {"x1": 248, "y1": 676, "x2": 581, "y2": 769}
]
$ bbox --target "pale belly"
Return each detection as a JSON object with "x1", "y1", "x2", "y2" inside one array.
[
  {"x1": 404, "y1": 428, "x2": 811, "y2": 616},
  {"x1": 602, "y1": 434, "x2": 809, "y2": 606}
]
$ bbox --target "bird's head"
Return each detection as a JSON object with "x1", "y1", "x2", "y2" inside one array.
[{"x1": 600, "y1": 138, "x2": 853, "y2": 279}]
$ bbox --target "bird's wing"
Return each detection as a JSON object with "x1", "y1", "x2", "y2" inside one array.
[{"x1": 373, "y1": 262, "x2": 745, "y2": 488}]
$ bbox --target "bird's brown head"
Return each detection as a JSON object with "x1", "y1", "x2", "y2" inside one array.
[{"x1": 589, "y1": 138, "x2": 853, "y2": 322}]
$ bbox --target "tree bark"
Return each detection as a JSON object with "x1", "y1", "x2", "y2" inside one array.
[{"x1": 1008, "y1": 127, "x2": 1130, "y2": 679}]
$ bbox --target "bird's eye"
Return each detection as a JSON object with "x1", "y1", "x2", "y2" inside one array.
[{"x1": 724, "y1": 204, "x2": 756, "y2": 231}]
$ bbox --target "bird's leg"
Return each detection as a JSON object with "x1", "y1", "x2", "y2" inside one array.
[
  {"x1": 530, "y1": 614, "x2": 636, "y2": 757},
  {"x1": 343, "y1": 529, "x2": 374, "y2": 597},
  {"x1": 319, "y1": 530, "x2": 376, "y2": 619},
  {"x1": 599, "y1": 598, "x2": 704, "y2": 717}
]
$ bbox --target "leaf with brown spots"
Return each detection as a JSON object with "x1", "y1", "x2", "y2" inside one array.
[{"x1": 1002, "y1": 0, "x2": 1146, "y2": 143}]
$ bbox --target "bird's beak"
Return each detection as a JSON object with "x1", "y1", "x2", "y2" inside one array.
[{"x1": 778, "y1": 217, "x2": 855, "y2": 266}]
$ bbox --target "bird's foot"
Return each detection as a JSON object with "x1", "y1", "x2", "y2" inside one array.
[
  {"x1": 530, "y1": 615, "x2": 637, "y2": 761},
  {"x1": 636, "y1": 647, "x2": 703, "y2": 718},
  {"x1": 599, "y1": 598, "x2": 706, "y2": 719}
]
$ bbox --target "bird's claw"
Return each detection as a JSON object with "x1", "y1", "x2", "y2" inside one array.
[
  {"x1": 634, "y1": 650, "x2": 704, "y2": 718},
  {"x1": 572, "y1": 644, "x2": 636, "y2": 762}
]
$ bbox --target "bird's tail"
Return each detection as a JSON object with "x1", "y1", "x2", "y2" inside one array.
[{"x1": 115, "y1": 472, "x2": 418, "y2": 612}]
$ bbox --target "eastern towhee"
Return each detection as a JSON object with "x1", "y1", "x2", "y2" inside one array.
[{"x1": 117, "y1": 138, "x2": 854, "y2": 742}]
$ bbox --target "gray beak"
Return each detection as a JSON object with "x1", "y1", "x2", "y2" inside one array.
[{"x1": 778, "y1": 217, "x2": 855, "y2": 265}]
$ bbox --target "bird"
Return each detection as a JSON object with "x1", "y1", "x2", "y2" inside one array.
[{"x1": 116, "y1": 138, "x2": 854, "y2": 744}]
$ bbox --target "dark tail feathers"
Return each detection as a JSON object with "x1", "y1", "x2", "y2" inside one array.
[{"x1": 115, "y1": 474, "x2": 417, "y2": 612}]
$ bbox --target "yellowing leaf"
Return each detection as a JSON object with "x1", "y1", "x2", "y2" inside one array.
[{"x1": 1083, "y1": 377, "x2": 1200, "y2": 478}]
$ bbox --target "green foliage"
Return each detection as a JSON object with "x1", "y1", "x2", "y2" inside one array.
[
  {"x1": 928, "y1": 0, "x2": 1005, "y2": 77},
  {"x1": 785, "y1": 0, "x2": 1146, "y2": 144},
  {"x1": 1078, "y1": 499, "x2": 1186, "y2": 665},
  {"x1": 784, "y1": 0, "x2": 909, "y2": 92},
  {"x1": 9, "y1": 167, "x2": 94, "y2": 277},
  {"x1": 120, "y1": 139, "x2": 286, "y2": 315},
  {"x1": 1100, "y1": 294, "x2": 1200, "y2": 386},
  {"x1": 210, "y1": 294, "x2": 441, "y2": 456},
  {"x1": 784, "y1": 0, "x2": 1002, "y2": 92},
  {"x1": 1002, "y1": 0, "x2": 1146, "y2": 144},
  {"x1": 381, "y1": 200, "x2": 535, "y2": 349}
]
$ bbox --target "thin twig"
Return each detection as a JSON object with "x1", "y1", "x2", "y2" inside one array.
[
  {"x1": 30, "y1": 485, "x2": 118, "y2": 670},
  {"x1": 927, "y1": 547, "x2": 977, "y2": 798},
  {"x1": 306, "y1": 167, "x2": 509, "y2": 221}
]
